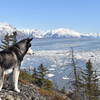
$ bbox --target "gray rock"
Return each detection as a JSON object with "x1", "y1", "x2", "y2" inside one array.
[
  {"x1": 0, "y1": 82, "x2": 71, "y2": 100},
  {"x1": 5, "y1": 95, "x2": 14, "y2": 100},
  {"x1": 0, "y1": 83, "x2": 45, "y2": 100}
]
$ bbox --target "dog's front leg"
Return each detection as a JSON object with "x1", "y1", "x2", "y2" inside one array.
[
  {"x1": 0, "y1": 73, "x2": 4, "y2": 91},
  {"x1": 13, "y1": 67, "x2": 20, "y2": 93}
]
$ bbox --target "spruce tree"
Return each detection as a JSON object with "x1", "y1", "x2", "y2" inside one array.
[
  {"x1": 0, "y1": 31, "x2": 17, "y2": 50},
  {"x1": 11, "y1": 31, "x2": 17, "y2": 45},
  {"x1": 32, "y1": 65, "x2": 53, "y2": 89},
  {"x1": 37, "y1": 64, "x2": 48, "y2": 87},
  {"x1": 71, "y1": 48, "x2": 81, "y2": 96},
  {"x1": 80, "y1": 60, "x2": 99, "y2": 100},
  {"x1": 0, "y1": 33, "x2": 10, "y2": 49},
  {"x1": 32, "y1": 64, "x2": 49, "y2": 88},
  {"x1": 37, "y1": 64, "x2": 48, "y2": 80}
]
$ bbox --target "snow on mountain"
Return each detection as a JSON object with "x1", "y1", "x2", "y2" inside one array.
[
  {"x1": 19, "y1": 29, "x2": 45, "y2": 38},
  {"x1": 0, "y1": 23, "x2": 100, "y2": 39},
  {"x1": 54, "y1": 28, "x2": 81, "y2": 37},
  {"x1": 0, "y1": 23, "x2": 26, "y2": 40},
  {"x1": 81, "y1": 32, "x2": 100, "y2": 38},
  {"x1": 0, "y1": 23, "x2": 17, "y2": 38},
  {"x1": 0, "y1": 23, "x2": 16, "y2": 32},
  {"x1": 18, "y1": 28, "x2": 100, "y2": 38},
  {"x1": 44, "y1": 28, "x2": 81, "y2": 38}
]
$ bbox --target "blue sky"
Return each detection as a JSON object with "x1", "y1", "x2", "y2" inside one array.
[{"x1": 0, "y1": 0, "x2": 100, "y2": 33}]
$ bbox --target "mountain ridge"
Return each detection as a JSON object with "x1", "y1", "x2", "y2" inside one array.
[{"x1": 0, "y1": 23, "x2": 100, "y2": 39}]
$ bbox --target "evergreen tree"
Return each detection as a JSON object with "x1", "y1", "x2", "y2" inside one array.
[
  {"x1": 11, "y1": 31, "x2": 17, "y2": 45},
  {"x1": 80, "y1": 60, "x2": 99, "y2": 100},
  {"x1": 0, "y1": 33, "x2": 10, "y2": 49},
  {"x1": 37, "y1": 64, "x2": 48, "y2": 80},
  {"x1": 37, "y1": 64, "x2": 48, "y2": 87},
  {"x1": 0, "y1": 31, "x2": 17, "y2": 50},
  {"x1": 71, "y1": 48, "x2": 81, "y2": 96},
  {"x1": 32, "y1": 64, "x2": 49, "y2": 88}
]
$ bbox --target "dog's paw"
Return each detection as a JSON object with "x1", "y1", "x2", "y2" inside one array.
[
  {"x1": 14, "y1": 88, "x2": 20, "y2": 93},
  {"x1": 0, "y1": 88, "x2": 2, "y2": 92}
]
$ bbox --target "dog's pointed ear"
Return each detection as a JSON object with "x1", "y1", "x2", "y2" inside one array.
[{"x1": 28, "y1": 37, "x2": 33, "y2": 42}]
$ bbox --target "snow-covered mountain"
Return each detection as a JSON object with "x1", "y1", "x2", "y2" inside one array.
[
  {"x1": 0, "y1": 23, "x2": 16, "y2": 38},
  {"x1": 44, "y1": 28, "x2": 81, "y2": 38},
  {"x1": 0, "y1": 23, "x2": 28, "y2": 40},
  {"x1": 0, "y1": 23, "x2": 100, "y2": 39},
  {"x1": 19, "y1": 29, "x2": 45, "y2": 38}
]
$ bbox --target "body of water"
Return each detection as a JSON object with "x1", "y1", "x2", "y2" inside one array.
[{"x1": 32, "y1": 38, "x2": 100, "y2": 51}]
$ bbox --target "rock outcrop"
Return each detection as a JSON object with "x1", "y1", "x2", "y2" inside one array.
[{"x1": 0, "y1": 81, "x2": 71, "y2": 100}]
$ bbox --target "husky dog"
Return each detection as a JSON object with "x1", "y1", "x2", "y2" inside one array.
[{"x1": 0, "y1": 38, "x2": 33, "y2": 92}]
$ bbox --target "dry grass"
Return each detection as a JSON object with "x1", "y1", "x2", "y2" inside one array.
[
  {"x1": 38, "y1": 88, "x2": 55, "y2": 96},
  {"x1": 19, "y1": 70, "x2": 34, "y2": 84}
]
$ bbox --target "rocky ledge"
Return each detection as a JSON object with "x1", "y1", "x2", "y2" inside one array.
[{"x1": 0, "y1": 83, "x2": 45, "y2": 100}]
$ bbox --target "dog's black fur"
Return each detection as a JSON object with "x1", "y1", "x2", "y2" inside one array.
[
  {"x1": 0, "y1": 38, "x2": 33, "y2": 69},
  {"x1": 0, "y1": 37, "x2": 33, "y2": 92}
]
